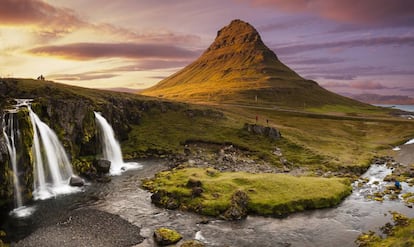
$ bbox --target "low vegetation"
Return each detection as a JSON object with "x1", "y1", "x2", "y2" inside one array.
[{"x1": 143, "y1": 167, "x2": 352, "y2": 217}]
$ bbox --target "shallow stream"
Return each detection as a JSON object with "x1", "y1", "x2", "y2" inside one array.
[{"x1": 1, "y1": 160, "x2": 413, "y2": 247}]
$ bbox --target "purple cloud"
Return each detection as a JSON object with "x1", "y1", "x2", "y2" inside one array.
[
  {"x1": 284, "y1": 57, "x2": 345, "y2": 65},
  {"x1": 321, "y1": 81, "x2": 397, "y2": 90},
  {"x1": 273, "y1": 36, "x2": 414, "y2": 55},
  {"x1": 28, "y1": 43, "x2": 200, "y2": 60}
]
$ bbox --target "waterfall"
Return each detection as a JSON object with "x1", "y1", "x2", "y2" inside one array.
[
  {"x1": 28, "y1": 106, "x2": 81, "y2": 200},
  {"x1": 2, "y1": 112, "x2": 23, "y2": 208},
  {"x1": 94, "y1": 112, "x2": 141, "y2": 175}
]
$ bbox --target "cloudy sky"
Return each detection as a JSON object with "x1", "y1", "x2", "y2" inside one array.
[{"x1": 1, "y1": 0, "x2": 413, "y2": 97}]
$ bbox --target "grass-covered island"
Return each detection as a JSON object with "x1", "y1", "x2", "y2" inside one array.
[{"x1": 143, "y1": 167, "x2": 352, "y2": 219}]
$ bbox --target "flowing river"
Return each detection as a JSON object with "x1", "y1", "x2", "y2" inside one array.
[{"x1": 1, "y1": 160, "x2": 413, "y2": 247}]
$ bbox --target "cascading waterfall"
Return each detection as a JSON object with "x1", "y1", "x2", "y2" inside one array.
[
  {"x1": 28, "y1": 105, "x2": 81, "y2": 200},
  {"x1": 94, "y1": 111, "x2": 141, "y2": 175},
  {"x1": 2, "y1": 111, "x2": 23, "y2": 209},
  {"x1": 3, "y1": 99, "x2": 36, "y2": 217}
]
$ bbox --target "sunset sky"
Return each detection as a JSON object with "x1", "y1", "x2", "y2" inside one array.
[{"x1": 1, "y1": 0, "x2": 413, "y2": 97}]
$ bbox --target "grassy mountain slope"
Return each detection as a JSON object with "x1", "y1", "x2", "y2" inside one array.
[{"x1": 142, "y1": 19, "x2": 371, "y2": 109}]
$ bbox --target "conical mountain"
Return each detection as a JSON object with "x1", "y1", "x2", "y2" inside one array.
[{"x1": 142, "y1": 19, "x2": 367, "y2": 108}]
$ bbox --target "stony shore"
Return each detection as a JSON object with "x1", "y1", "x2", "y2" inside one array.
[{"x1": 14, "y1": 209, "x2": 144, "y2": 247}]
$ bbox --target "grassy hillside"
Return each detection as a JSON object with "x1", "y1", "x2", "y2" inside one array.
[{"x1": 2, "y1": 77, "x2": 414, "y2": 175}]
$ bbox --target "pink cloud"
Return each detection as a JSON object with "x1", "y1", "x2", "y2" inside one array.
[
  {"x1": 243, "y1": 0, "x2": 414, "y2": 25},
  {"x1": 0, "y1": 0, "x2": 85, "y2": 35}
]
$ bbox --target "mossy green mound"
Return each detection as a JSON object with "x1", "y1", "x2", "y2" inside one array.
[
  {"x1": 144, "y1": 168, "x2": 352, "y2": 217},
  {"x1": 153, "y1": 227, "x2": 182, "y2": 246}
]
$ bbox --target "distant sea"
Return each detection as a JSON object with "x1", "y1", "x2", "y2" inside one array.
[{"x1": 375, "y1": 104, "x2": 414, "y2": 113}]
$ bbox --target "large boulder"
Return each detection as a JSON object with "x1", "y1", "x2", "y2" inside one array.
[
  {"x1": 93, "y1": 159, "x2": 111, "y2": 174},
  {"x1": 153, "y1": 227, "x2": 182, "y2": 246},
  {"x1": 69, "y1": 176, "x2": 84, "y2": 187}
]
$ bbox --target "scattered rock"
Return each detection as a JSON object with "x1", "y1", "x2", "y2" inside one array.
[
  {"x1": 153, "y1": 227, "x2": 183, "y2": 246},
  {"x1": 93, "y1": 159, "x2": 111, "y2": 174},
  {"x1": 184, "y1": 146, "x2": 191, "y2": 156},
  {"x1": 69, "y1": 176, "x2": 84, "y2": 187}
]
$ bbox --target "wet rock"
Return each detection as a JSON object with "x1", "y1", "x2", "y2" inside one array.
[
  {"x1": 93, "y1": 159, "x2": 111, "y2": 174},
  {"x1": 69, "y1": 176, "x2": 84, "y2": 187},
  {"x1": 151, "y1": 191, "x2": 179, "y2": 210},
  {"x1": 197, "y1": 217, "x2": 210, "y2": 224},
  {"x1": 222, "y1": 190, "x2": 249, "y2": 220},
  {"x1": 153, "y1": 227, "x2": 182, "y2": 246},
  {"x1": 180, "y1": 240, "x2": 205, "y2": 247}
]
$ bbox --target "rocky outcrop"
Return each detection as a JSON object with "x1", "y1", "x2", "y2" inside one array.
[{"x1": 243, "y1": 123, "x2": 281, "y2": 140}]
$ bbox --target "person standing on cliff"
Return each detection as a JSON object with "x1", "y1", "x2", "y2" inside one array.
[{"x1": 255, "y1": 115, "x2": 258, "y2": 124}]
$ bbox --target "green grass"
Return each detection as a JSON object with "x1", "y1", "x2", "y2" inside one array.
[
  {"x1": 144, "y1": 167, "x2": 352, "y2": 217},
  {"x1": 217, "y1": 105, "x2": 414, "y2": 170},
  {"x1": 122, "y1": 106, "x2": 331, "y2": 171}
]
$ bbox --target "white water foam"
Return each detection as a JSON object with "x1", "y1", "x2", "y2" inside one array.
[
  {"x1": 404, "y1": 138, "x2": 414, "y2": 145},
  {"x1": 9, "y1": 206, "x2": 36, "y2": 218}
]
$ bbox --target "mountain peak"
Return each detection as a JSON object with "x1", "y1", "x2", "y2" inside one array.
[
  {"x1": 142, "y1": 19, "x2": 367, "y2": 109},
  {"x1": 206, "y1": 19, "x2": 265, "y2": 54}
]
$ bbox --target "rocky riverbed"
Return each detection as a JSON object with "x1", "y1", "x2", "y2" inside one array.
[{"x1": 1, "y1": 143, "x2": 414, "y2": 247}]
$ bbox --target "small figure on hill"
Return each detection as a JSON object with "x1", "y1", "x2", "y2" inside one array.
[
  {"x1": 37, "y1": 75, "x2": 45, "y2": 80},
  {"x1": 255, "y1": 115, "x2": 258, "y2": 124},
  {"x1": 395, "y1": 180, "x2": 402, "y2": 190},
  {"x1": 266, "y1": 119, "x2": 269, "y2": 126}
]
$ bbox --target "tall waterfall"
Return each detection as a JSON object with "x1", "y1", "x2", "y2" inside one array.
[
  {"x1": 2, "y1": 112, "x2": 23, "y2": 208},
  {"x1": 94, "y1": 112, "x2": 141, "y2": 175},
  {"x1": 28, "y1": 106, "x2": 80, "y2": 200}
]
